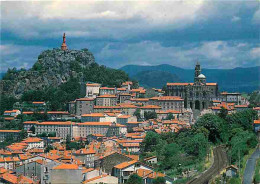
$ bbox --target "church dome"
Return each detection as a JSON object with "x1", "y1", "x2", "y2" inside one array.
[{"x1": 198, "y1": 74, "x2": 206, "y2": 78}]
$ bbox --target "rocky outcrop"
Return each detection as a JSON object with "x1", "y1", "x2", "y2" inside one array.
[{"x1": 0, "y1": 48, "x2": 95, "y2": 97}]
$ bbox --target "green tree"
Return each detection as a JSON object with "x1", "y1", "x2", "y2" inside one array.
[
  {"x1": 144, "y1": 111, "x2": 157, "y2": 120},
  {"x1": 29, "y1": 125, "x2": 36, "y2": 134},
  {"x1": 0, "y1": 95, "x2": 17, "y2": 115},
  {"x1": 153, "y1": 177, "x2": 166, "y2": 184},
  {"x1": 38, "y1": 132, "x2": 47, "y2": 137},
  {"x1": 218, "y1": 107, "x2": 228, "y2": 120},
  {"x1": 141, "y1": 131, "x2": 161, "y2": 153},
  {"x1": 48, "y1": 132, "x2": 56, "y2": 137},
  {"x1": 144, "y1": 88, "x2": 157, "y2": 98},
  {"x1": 126, "y1": 174, "x2": 142, "y2": 184},
  {"x1": 133, "y1": 109, "x2": 141, "y2": 121},
  {"x1": 248, "y1": 91, "x2": 260, "y2": 107},
  {"x1": 18, "y1": 130, "x2": 28, "y2": 141},
  {"x1": 45, "y1": 145, "x2": 53, "y2": 153},
  {"x1": 226, "y1": 109, "x2": 257, "y2": 131},
  {"x1": 195, "y1": 114, "x2": 224, "y2": 143},
  {"x1": 166, "y1": 113, "x2": 174, "y2": 120}
]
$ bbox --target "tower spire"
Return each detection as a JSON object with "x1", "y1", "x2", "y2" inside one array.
[{"x1": 61, "y1": 33, "x2": 68, "y2": 51}]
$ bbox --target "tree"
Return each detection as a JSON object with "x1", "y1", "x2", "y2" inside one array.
[
  {"x1": 166, "y1": 113, "x2": 174, "y2": 120},
  {"x1": 195, "y1": 114, "x2": 224, "y2": 143},
  {"x1": 248, "y1": 91, "x2": 260, "y2": 107},
  {"x1": 18, "y1": 130, "x2": 28, "y2": 141},
  {"x1": 141, "y1": 131, "x2": 161, "y2": 153},
  {"x1": 38, "y1": 132, "x2": 47, "y2": 137},
  {"x1": 226, "y1": 109, "x2": 257, "y2": 131},
  {"x1": 29, "y1": 125, "x2": 36, "y2": 134},
  {"x1": 45, "y1": 145, "x2": 53, "y2": 153},
  {"x1": 144, "y1": 111, "x2": 157, "y2": 120},
  {"x1": 144, "y1": 89, "x2": 157, "y2": 98},
  {"x1": 218, "y1": 107, "x2": 228, "y2": 120},
  {"x1": 0, "y1": 95, "x2": 17, "y2": 115},
  {"x1": 126, "y1": 174, "x2": 142, "y2": 184},
  {"x1": 48, "y1": 132, "x2": 56, "y2": 137},
  {"x1": 133, "y1": 109, "x2": 141, "y2": 121},
  {"x1": 153, "y1": 177, "x2": 166, "y2": 184}
]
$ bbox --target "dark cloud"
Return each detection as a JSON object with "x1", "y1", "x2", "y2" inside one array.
[{"x1": 0, "y1": 1, "x2": 259, "y2": 72}]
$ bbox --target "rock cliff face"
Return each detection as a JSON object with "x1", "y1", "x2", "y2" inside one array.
[{"x1": 0, "y1": 48, "x2": 95, "y2": 97}]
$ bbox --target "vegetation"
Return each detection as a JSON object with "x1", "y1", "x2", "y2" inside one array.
[
  {"x1": 249, "y1": 90, "x2": 260, "y2": 107},
  {"x1": 144, "y1": 88, "x2": 157, "y2": 98},
  {"x1": 141, "y1": 109, "x2": 258, "y2": 179},
  {"x1": 166, "y1": 113, "x2": 174, "y2": 120},
  {"x1": 126, "y1": 173, "x2": 143, "y2": 184},
  {"x1": 83, "y1": 63, "x2": 129, "y2": 88},
  {"x1": 1, "y1": 61, "x2": 130, "y2": 114},
  {"x1": 65, "y1": 135, "x2": 85, "y2": 150},
  {"x1": 153, "y1": 177, "x2": 166, "y2": 184},
  {"x1": 0, "y1": 95, "x2": 17, "y2": 114},
  {"x1": 133, "y1": 109, "x2": 141, "y2": 121},
  {"x1": 254, "y1": 158, "x2": 260, "y2": 183},
  {"x1": 144, "y1": 111, "x2": 157, "y2": 120}
]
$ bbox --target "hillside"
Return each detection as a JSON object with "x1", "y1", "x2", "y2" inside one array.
[
  {"x1": 0, "y1": 48, "x2": 129, "y2": 98},
  {"x1": 132, "y1": 70, "x2": 182, "y2": 88},
  {"x1": 120, "y1": 64, "x2": 260, "y2": 92}
]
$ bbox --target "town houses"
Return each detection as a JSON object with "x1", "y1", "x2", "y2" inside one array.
[{"x1": 0, "y1": 61, "x2": 256, "y2": 184}]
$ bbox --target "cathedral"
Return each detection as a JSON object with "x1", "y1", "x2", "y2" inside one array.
[{"x1": 166, "y1": 63, "x2": 219, "y2": 110}]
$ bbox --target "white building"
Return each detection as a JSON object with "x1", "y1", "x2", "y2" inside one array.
[
  {"x1": 86, "y1": 83, "x2": 101, "y2": 98},
  {"x1": 22, "y1": 137, "x2": 44, "y2": 149}
]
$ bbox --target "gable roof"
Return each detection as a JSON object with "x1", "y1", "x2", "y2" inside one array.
[{"x1": 114, "y1": 160, "x2": 138, "y2": 169}]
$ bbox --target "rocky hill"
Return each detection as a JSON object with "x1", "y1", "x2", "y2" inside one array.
[{"x1": 0, "y1": 48, "x2": 95, "y2": 97}]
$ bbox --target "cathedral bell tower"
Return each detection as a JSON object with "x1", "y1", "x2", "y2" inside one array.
[
  {"x1": 194, "y1": 62, "x2": 201, "y2": 84},
  {"x1": 61, "y1": 33, "x2": 68, "y2": 51}
]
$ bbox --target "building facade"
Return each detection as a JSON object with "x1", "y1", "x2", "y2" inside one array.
[
  {"x1": 75, "y1": 98, "x2": 95, "y2": 116},
  {"x1": 166, "y1": 63, "x2": 219, "y2": 110},
  {"x1": 96, "y1": 95, "x2": 117, "y2": 106}
]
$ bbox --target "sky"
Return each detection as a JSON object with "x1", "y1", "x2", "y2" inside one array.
[{"x1": 1, "y1": 0, "x2": 259, "y2": 72}]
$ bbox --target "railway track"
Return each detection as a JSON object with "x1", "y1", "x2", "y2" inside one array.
[{"x1": 187, "y1": 146, "x2": 227, "y2": 184}]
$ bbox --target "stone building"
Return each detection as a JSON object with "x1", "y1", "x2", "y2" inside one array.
[
  {"x1": 75, "y1": 98, "x2": 95, "y2": 116},
  {"x1": 0, "y1": 130, "x2": 21, "y2": 142},
  {"x1": 95, "y1": 152, "x2": 133, "y2": 175},
  {"x1": 166, "y1": 63, "x2": 219, "y2": 111},
  {"x1": 149, "y1": 96, "x2": 184, "y2": 112},
  {"x1": 96, "y1": 95, "x2": 117, "y2": 106},
  {"x1": 24, "y1": 121, "x2": 74, "y2": 139}
]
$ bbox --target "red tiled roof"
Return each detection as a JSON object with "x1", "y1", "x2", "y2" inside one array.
[
  {"x1": 76, "y1": 98, "x2": 94, "y2": 101},
  {"x1": 0, "y1": 130, "x2": 20, "y2": 133},
  {"x1": 86, "y1": 83, "x2": 100, "y2": 86},
  {"x1": 79, "y1": 122, "x2": 111, "y2": 126},
  {"x1": 81, "y1": 113, "x2": 105, "y2": 117},
  {"x1": 139, "y1": 105, "x2": 161, "y2": 109},
  {"x1": 97, "y1": 94, "x2": 117, "y2": 98},
  {"x1": 53, "y1": 163, "x2": 79, "y2": 170},
  {"x1": 114, "y1": 160, "x2": 138, "y2": 169}
]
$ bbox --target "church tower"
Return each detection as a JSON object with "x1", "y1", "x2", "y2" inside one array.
[
  {"x1": 194, "y1": 62, "x2": 201, "y2": 84},
  {"x1": 61, "y1": 33, "x2": 68, "y2": 51}
]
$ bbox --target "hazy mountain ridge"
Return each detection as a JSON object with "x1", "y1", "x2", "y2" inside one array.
[{"x1": 120, "y1": 64, "x2": 260, "y2": 92}]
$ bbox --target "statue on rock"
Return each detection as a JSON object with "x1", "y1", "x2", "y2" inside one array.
[{"x1": 61, "y1": 33, "x2": 68, "y2": 51}]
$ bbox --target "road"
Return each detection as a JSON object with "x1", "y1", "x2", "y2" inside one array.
[
  {"x1": 243, "y1": 147, "x2": 259, "y2": 184},
  {"x1": 187, "y1": 146, "x2": 228, "y2": 184}
]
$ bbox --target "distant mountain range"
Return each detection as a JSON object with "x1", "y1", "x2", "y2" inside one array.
[{"x1": 120, "y1": 64, "x2": 260, "y2": 93}]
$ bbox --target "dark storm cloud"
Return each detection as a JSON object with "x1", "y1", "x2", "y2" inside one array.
[{"x1": 1, "y1": 1, "x2": 259, "y2": 72}]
